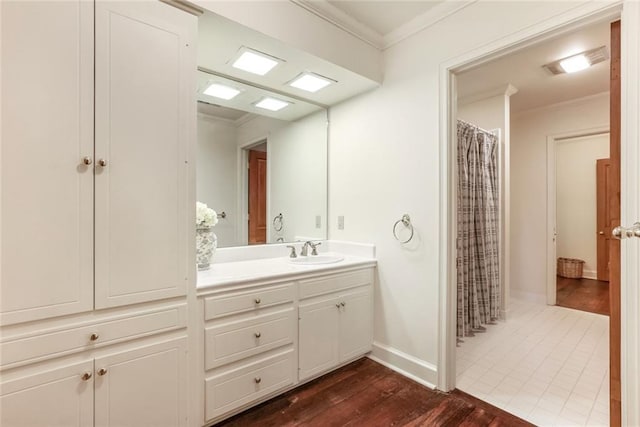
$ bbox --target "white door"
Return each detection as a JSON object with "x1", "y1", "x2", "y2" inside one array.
[
  {"x1": 298, "y1": 296, "x2": 340, "y2": 380},
  {"x1": 339, "y1": 288, "x2": 373, "y2": 361},
  {"x1": 0, "y1": 0, "x2": 94, "y2": 325},
  {"x1": 94, "y1": 337, "x2": 188, "y2": 427},
  {"x1": 0, "y1": 360, "x2": 94, "y2": 426},
  {"x1": 94, "y1": 1, "x2": 195, "y2": 308}
]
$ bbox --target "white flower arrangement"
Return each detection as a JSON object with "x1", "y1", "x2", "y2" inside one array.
[{"x1": 196, "y1": 202, "x2": 218, "y2": 228}]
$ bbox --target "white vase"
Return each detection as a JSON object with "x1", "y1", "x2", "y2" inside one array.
[{"x1": 196, "y1": 226, "x2": 217, "y2": 270}]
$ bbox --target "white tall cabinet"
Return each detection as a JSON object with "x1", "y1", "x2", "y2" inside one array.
[{"x1": 0, "y1": 1, "x2": 196, "y2": 426}]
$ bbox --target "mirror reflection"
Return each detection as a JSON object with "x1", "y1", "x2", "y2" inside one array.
[{"x1": 196, "y1": 78, "x2": 327, "y2": 248}]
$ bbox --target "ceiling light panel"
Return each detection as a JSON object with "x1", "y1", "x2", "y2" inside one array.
[
  {"x1": 543, "y1": 46, "x2": 609, "y2": 75},
  {"x1": 232, "y1": 48, "x2": 281, "y2": 76},
  {"x1": 254, "y1": 97, "x2": 290, "y2": 112},
  {"x1": 289, "y1": 72, "x2": 336, "y2": 93},
  {"x1": 559, "y1": 54, "x2": 590, "y2": 73},
  {"x1": 203, "y1": 83, "x2": 241, "y2": 100}
]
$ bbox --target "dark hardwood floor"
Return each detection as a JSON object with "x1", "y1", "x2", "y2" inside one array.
[
  {"x1": 556, "y1": 276, "x2": 610, "y2": 315},
  {"x1": 215, "y1": 358, "x2": 533, "y2": 427}
]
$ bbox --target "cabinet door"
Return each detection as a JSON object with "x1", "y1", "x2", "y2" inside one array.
[
  {"x1": 298, "y1": 296, "x2": 340, "y2": 381},
  {"x1": 0, "y1": 0, "x2": 94, "y2": 325},
  {"x1": 94, "y1": 337, "x2": 188, "y2": 427},
  {"x1": 339, "y1": 287, "x2": 373, "y2": 361},
  {"x1": 1, "y1": 360, "x2": 94, "y2": 426},
  {"x1": 94, "y1": 1, "x2": 196, "y2": 308}
]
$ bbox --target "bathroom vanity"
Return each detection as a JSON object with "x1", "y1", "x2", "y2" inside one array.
[{"x1": 197, "y1": 244, "x2": 376, "y2": 425}]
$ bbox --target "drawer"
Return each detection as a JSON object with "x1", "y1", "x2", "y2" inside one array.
[
  {"x1": 1, "y1": 304, "x2": 187, "y2": 369},
  {"x1": 205, "y1": 308, "x2": 295, "y2": 369},
  {"x1": 205, "y1": 349, "x2": 295, "y2": 422},
  {"x1": 299, "y1": 268, "x2": 373, "y2": 299},
  {"x1": 204, "y1": 283, "x2": 295, "y2": 320}
]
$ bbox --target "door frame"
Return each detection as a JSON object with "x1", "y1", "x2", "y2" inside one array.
[
  {"x1": 546, "y1": 128, "x2": 610, "y2": 306},
  {"x1": 438, "y1": 2, "x2": 640, "y2": 425}
]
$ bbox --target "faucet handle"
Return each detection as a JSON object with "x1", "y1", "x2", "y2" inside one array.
[
  {"x1": 310, "y1": 241, "x2": 322, "y2": 256},
  {"x1": 286, "y1": 245, "x2": 297, "y2": 258}
]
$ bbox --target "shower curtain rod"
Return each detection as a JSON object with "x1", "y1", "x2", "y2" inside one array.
[{"x1": 457, "y1": 118, "x2": 499, "y2": 137}]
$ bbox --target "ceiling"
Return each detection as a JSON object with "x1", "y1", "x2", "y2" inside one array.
[
  {"x1": 326, "y1": 0, "x2": 444, "y2": 36},
  {"x1": 457, "y1": 20, "x2": 611, "y2": 113}
]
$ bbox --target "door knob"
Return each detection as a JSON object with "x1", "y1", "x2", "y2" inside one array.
[
  {"x1": 599, "y1": 231, "x2": 605, "y2": 235},
  {"x1": 612, "y1": 222, "x2": 640, "y2": 239}
]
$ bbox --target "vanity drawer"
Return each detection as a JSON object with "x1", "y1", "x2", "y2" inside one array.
[
  {"x1": 1, "y1": 304, "x2": 187, "y2": 369},
  {"x1": 299, "y1": 268, "x2": 373, "y2": 299},
  {"x1": 204, "y1": 283, "x2": 295, "y2": 320},
  {"x1": 205, "y1": 308, "x2": 295, "y2": 369},
  {"x1": 205, "y1": 349, "x2": 295, "y2": 421}
]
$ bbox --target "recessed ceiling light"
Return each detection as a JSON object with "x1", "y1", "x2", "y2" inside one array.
[
  {"x1": 203, "y1": 83, "x2": 241, "y2": 100},
  {"x1": 289, "y1": 72, "x2": 336, "y2": 93},
  {"x1": 232, "y1": 48, "x2": 280, "y2": 76},
  {"x1": 559, "y1": 54, "x2": 590, "y2": 73},
  {"x1": 543, "y1": 46, "x2": 609, "y2": 75},
  {"x1": 254, "y1": 97, "x2": 290, "y2": 112}
]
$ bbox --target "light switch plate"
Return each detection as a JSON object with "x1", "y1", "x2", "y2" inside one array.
[
  {"x1": 338, "y1": 216, "x2": 344, "y2": 230},
  {"x1": 315, "y1": 215, "x2": 321, "y2": 228}
]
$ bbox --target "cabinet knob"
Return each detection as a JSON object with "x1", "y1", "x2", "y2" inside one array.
[
  {"x1": 97, "y1": 368, "x2": 108, "y2": 376},
  {"x1": 340, "y1": 302, "x2": 346, "y2": 307},
  {"x1": 336, "y1": 303, "x2": 341, "y2": 308},
  {"x1": 89, "y1": 333, "x2": 99, "y2": 342},
  {"x1": 98, "y1": 159, "x2": 108, "y2": 167},
  {"x1": 254, "y1": 377, "x2": 261, "y2": 384},
  {"x1": 254, "y1": 298, "x2": 261, "y2": 304},
  {"x1": 82, "y1": 156, "x2": 93, "y2": 165},
  {"x1": 81, "y1": 372, "x2": 92, "y2": 381},
  {"x1": 254, "y1": 332, "x2": 261, "y2": 338}
]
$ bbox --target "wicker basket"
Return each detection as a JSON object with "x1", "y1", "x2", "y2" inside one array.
[{"x1": 557, "y1": 257, "x2": 584, "y2": 279}]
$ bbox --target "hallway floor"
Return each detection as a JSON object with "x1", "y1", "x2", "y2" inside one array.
[
  {"x1": 456, "y1": 299, "x2": 609, "y2": 426},
  {"x1": 556, "y1": 277, "x2": 610, "y2": 315}
]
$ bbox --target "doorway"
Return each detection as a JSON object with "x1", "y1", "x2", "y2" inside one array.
[
  {"x1": 441, "y1": 10, "x2": 616, "y2": 424},
  {"x1": 243, "y1": 141, "x2": 268, "y2": 245}
]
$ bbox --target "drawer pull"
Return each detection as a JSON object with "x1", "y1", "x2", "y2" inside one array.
[
  {"x1": 254, "y1": 298, "x2": 261, "y2": 304},
  {"x1": 254, "y1": 332, "x2": 261, "y2": 338},
  {"x1": 340, "y1": 302, "x2": 346, "y2": 307},
  {"x1": 89, "y1": 333, "x2": 100, "y2": 342},
  {"x1": 97, "y1": 368, "x2": 108, "y2": 376},
  {"x1": 336, "y1": 303, "x2": 341, "y2": 308},
  {"x1": 81, "y1": 372, "x2": 92, "y2": 381},
  {"x1": 254, "y1": 377, "x2": 261, "y2": 384}
]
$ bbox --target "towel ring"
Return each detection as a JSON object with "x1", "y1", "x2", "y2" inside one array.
[
  {"x1": 273, "y1": 213, "x2": 283, "y2": 232},
  {"x1": 393, "y1": 214, "x2": 414, "y2": 243}
]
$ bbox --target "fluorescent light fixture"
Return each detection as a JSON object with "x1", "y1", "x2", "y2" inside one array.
[
  {"x1": 232, "y1": 48, "x2": 280, "y2": 76},
  {"x1": 559, "y1": 54, "x2": 590, "y2": 73},
  {"x1": 289, "y1": 72, "x2": 335, "y2": 93},
  {"x1": 543, "y1": 46, "x2": 609, "y2": 75},
  {"x1": 254, "y1": 97, "x2": 290, "y2": 112},
  {"x1": 203, "y1": 83, "x2": 240, "y2": 100}
]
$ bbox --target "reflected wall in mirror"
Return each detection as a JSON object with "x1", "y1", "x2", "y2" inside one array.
[{"x1": 196, "y1": 79, "x2": 328, "y2": 249}]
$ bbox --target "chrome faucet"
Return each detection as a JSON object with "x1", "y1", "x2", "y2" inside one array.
[
  {"x1": 301, "y1": 241, "x2": 321, "y2": 256},
  {"x1": 286, "y1": 245, "x2": 297, "y2": 258}
]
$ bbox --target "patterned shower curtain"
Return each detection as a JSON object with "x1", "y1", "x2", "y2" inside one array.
[{"x1": 456, "y1": 119, "x2": 500, "y2": 338}]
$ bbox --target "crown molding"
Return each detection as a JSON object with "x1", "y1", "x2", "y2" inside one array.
[
  {"x1": 458, "y1": 83, "x2": 518, "y2": 106},
  {"x1": 383, "y1": 0, "x2": 477, "y2": 50},
  {"x1": 290, "y1": 0, "x2": 385, "y2": 49}
]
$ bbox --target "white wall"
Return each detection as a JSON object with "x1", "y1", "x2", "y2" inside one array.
[
  {"x1": 556, "y1": 133, "x2": 610, "y2": 279},
  {"x1": 328, "y1": 1, "x2": 613, "y2": 386},
  {"x1": 197, "y1": 114, "x2": 239, "y2": 247},
  {"x1": 511, "y1": 93, "x2": 609, "y2": 300},
  {"x1": 458, "y1": 94, "x2": 507, "y2": 132}
]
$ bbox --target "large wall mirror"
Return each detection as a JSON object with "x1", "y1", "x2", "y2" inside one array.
[{"x1": 197, "y1": 11, "x2": 328, "y2": 248}]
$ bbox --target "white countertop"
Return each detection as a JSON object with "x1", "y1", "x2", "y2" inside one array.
[{"x1": 197, "y1": 252, "x2": 376, "y2": 291}]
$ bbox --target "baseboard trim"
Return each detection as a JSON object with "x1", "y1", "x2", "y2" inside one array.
[
  {"x1": 367, "y1": 341, "x2": 437, "y2": 389},
  {"x1": 582, "y1": 270, "x2": 598, "y2": 280}
]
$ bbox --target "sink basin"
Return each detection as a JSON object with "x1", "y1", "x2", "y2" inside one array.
[{"x1": 289, "y1": 255, "x2": 345, "y2": 265}]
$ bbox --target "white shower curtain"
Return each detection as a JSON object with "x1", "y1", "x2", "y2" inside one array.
[{"x1": 456, "y1": 119, "x2": 500, "y2": 338}]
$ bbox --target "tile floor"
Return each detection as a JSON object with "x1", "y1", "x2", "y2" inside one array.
[{"x1": 456, "y1": 298, "x2": 609, "y2": 426}]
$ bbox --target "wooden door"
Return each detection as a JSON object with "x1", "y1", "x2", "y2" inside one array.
[
  {"x1": 94, "y1": 1, "x2": 195, "y2": 309},
  {"x1": 248, "y1": 150, "x2": 267, "y2": 244},
  {"x1": 94, "y1": 338, "x2": 188, "y2": 427},
  {"x1": 596, "y1": 158, "x2": 612, "y2": 281},
  {"x1": 0, "y1": 360, "x2": 94, "y2": 426},
  {"x1": 339, "y1": 288, "x2": 374, "y2": 362},
  {"x1": 609, "y1": 20, "x2": 621, "y2": 427},
  {"x1": 298, "y1": 296, "x2": 340, "y2": 381},
  {"x1": 0, "y1": 1, "x2": 94, "y2": 325}
]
